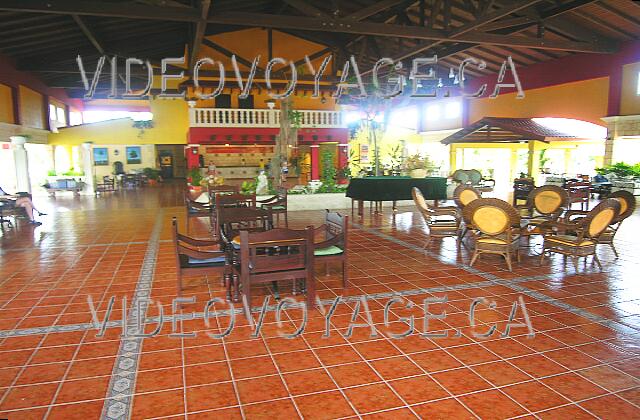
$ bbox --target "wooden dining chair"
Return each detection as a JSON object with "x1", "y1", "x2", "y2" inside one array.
[
  {"x1": 232, "y1": 227, "x2": 315, "y2": 319},
  {"x1": 512, "y1": 178, "x2": 535, "y2": 206},
  {"x1": 216, "y1": 193, "x2": 256, "y2": 208},
  {"x1": 540, "y1": 198, "x2": 621, "y2": 270},
  {"x1": 172, "y1": 217, "x2": 230, "y2": 299},
  {"x1": 313, "y1": 210, "x2": 348, "y2": 287},
  {"x1": 258, "y1": 187, "x2": 288, "y2": 227},
  {"x1": 185, "y1": 190, "x2": 214, "y2": 234},
  {"x1": 565, "y1": 180, "x2": 591, "y2": 211},
  {"x1": 463, "y1": 198, "x2": 522, "y2": 271}
]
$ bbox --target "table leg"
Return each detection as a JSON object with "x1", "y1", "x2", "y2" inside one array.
[
  {"x1": 358, "y1": 200, "x2": 364, "y2": 218},
  {"x1": 392, "y1": 201, "x2": 397, "y2": 212}
]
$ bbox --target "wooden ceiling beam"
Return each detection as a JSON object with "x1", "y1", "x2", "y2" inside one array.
[
  {"x1": 345, "y1": 0, "x2": 409, "y2": 21},
  {"x1": 201, "y1": 38, "x2": 264, "y2": 71},
  {"x1": 0, "y1": 0, "x2": 200, "y2": 21},
  {"x1": 188, "y1": 0, "x2": 212, "y2": 72},
  {"x1": 281, "y1": 0, "x2": 330, "y2": 18},
  {"x1": 204, "y1": 12, "x2": 613, "y2": 52}
]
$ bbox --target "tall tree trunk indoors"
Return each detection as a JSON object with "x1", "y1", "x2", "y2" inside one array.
[{"x1": 274, "y1": 97, "x2": 298, "y2": 189}]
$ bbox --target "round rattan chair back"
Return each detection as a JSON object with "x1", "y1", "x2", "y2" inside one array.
[
  {"x1": 467, "y1": 169, "x2": 483, "y2": 185},
  {"x1": 451, "y1": 169, "x2": 470, "y2": 185},
  {"x1": 608, "y1": 190, "x2": 635, "y2": 223},
  {"x1": 453, "y1": 184, "x2": 482, "y2": 209},
  {"x1": 463, "y1": 198, "x2": 520, "y2": 236},
  {"x1": 527, "y1": 185, "x2": 568, "y2": 215},
  {"x1": 584, "y1": 198, "x2": 621, "y2": 239}
]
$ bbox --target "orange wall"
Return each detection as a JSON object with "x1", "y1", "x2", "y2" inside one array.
[
  {"x1": 468, "y1": 77, "x2": 609, "y2": 125},
  {"x1": 619, "y1": 61, "x2": 640, "y2": 115},
  {"x1": 18, "y1": 85, "x2": 45, "y2": 129},
  {"x1": 0, "y1": 83, "x2": 13, "y2": 124}
]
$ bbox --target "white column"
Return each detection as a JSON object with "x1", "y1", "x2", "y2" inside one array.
[
  {"x1": 10, "y1": 136, "x2": 31, "y2": 194},
  {"x1": 81, "y1": 142, "x2": 95, "y2": 195}
]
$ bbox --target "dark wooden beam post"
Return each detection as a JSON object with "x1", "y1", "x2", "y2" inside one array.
[
  {"x1": 268, "y1": 28, "x2": 273, "y2": 61},
  {"x1": 43, "y1": 94, "x2": 51, "y2": 131},
  {"x1": 11, "y1": 85, "x2": 21, "y2": 126}
]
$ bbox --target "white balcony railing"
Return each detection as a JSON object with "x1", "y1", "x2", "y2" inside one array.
[{"x1": 189, "y1": 108, "x2": 345, "y2": 128}]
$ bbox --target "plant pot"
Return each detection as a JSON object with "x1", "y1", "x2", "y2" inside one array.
[
  {"x1": 410, "y1": 169, "x2": 427, "y2": 178},
  {"x1": 148, "y1": 179, "x2": 158, "y2": 186},
  {"x1": 189, "y1": 185, "x2": 202, "y2": 193}
]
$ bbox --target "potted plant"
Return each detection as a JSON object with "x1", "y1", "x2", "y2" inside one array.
[
  {"x1": 143, "y1": 167, "x2": 161, "y2": 186},
  {"x1": 405, "y1": 154, "x2": 430, "y2": 178},
  {"x1": 187, "y1": 167, "x2": 203, "y2": 192}
]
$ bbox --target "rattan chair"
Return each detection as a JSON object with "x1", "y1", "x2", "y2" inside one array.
[
  {"x1": 463, "y1": 198, "x2": 521, "y2": 271},
  {"x1": 540, "y1": 198, "x2": 621, "y2": 270},
  {"x1": 454, "y1": 184, "x2": 482, "y2": 240},
  {"x1": 523, "y1": 186, "x2": 568, "y2": 224},
  {"x1": 412, "y1": 187, "x2": 461, "y2": 248},
  {"x1": 565, "y1": 190, "x2": 635, "y2": 257}
]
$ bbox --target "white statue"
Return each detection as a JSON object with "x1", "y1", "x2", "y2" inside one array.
[{"x1": 256, "y1": 170, "x2": 269, "y2": 195}]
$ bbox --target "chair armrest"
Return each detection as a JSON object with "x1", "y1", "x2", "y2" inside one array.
[
  {"x1": 564, "y1": 210, "x2": 589, "y2": 220},
  {"x1": 177, "y1": 234, "x2": 219, "y2": 247},
  {"x1": 314, "y1": 234, "x2": 341, "y2": 250},
  {"x1": 257, "y1": 195, "x2": 277, "y2": 204},
  {"x1": 432, "y1": 207, "x2": 459, "y2": 217},
  {"x1": 178, "y1": 245, "x2": 226, "y2": 260},
  {"x1": 482, "y1": 178, "x2": 496, "y2": 187}
]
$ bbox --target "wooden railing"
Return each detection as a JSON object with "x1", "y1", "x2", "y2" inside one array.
[{"x1": 189, "y1": 108, "x2": 344, "y2": 128}]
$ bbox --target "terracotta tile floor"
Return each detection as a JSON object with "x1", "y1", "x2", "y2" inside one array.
[{"x1": 0, "y1": 181, "x2": 639, "y2": 419}]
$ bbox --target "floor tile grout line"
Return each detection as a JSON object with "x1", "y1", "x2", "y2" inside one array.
[
  {"x1": 208, "y1": 277, "x2": 247, "y2": 420},
  {"x1": 281, "y1": 309, "x2": 365, "y2": 419},
  {"x1": 353, "y1": 222, "x2": 637, "y2": 336},
  {"x1": 42, "y1": 242, "x2": 129, "y2": 418},
  {"x1": 0, "y1": 243, "x2": 95, "y2": 408},
  {"x1": 100, "y1": 210, "x2": 164, "y2": 420}
]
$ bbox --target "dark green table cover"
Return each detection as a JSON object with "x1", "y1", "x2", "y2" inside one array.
[{"x1": 346, "y1": 177, "x2": 447, "y2": 201}]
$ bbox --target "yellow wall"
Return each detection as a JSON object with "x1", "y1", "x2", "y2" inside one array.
[
  {"x1": 619, "y1": 61, "x2": 640, "y2": 115},
  {"x1": 49, "y1": 98, "x2": 189, "y2": 146},
  {"x1": 0, "y1": 84, "x2": 13, "y2": 124},
  {"x1": 19, "y1": 85, "x2": 45, "y2": 129},
  {"x1": 468, "y1": 77, "x2": 609, "y2": 125}
]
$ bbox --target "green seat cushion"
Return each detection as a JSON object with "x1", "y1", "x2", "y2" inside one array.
[
  {"x1": 315, "y1": 245, "x2": 343, "y2": 256},
  {"x1": 270, "y1": 205, "x2": 286, "y2": 210}
]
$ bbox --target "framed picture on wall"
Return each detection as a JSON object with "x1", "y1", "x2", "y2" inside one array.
[
  {"x1": 93, "y1": 148, "x2": 109, "y2": 166},
  {"x1": 126, "y1": 146, "x2": 142, "y2": 164}
]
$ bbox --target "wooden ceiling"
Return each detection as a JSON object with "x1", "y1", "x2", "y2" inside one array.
[{"x1": 0, "y1": 0, "x2": 639, "y2": 97}]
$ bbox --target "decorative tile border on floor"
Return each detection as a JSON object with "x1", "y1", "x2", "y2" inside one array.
[
  {"x1": 353, "y1": 222, "x2": 638, "y2": 336},
  {"x1": 100, "y1": 210, "x2": 165, "y2": 420}
]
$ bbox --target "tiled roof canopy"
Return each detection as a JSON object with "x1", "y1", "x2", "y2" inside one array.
[{"x1": 441, "y1": 117, "x2": 585, "y2": 145}]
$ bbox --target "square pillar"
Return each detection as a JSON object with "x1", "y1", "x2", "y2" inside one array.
[
  {"x1": 603, "y1": 137, "x2": 614, "y2": 166},
  {"x1": 11, "y1": 136, "x2": 31, "y2": 193}
]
